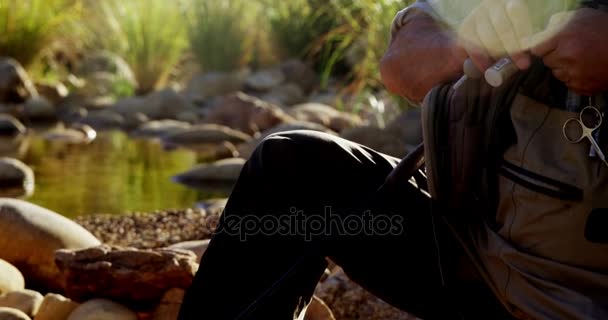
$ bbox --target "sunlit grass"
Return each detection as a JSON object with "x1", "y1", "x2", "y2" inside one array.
[
  {"x1": 0, "y1": 0, "x2": 81, "y2": 68},
  {"x1": 186, "y1": 0, "x2": 257, "y2": 72},
  {"x1": 85, "y1": 0, "x2": 188, "y2": 93}
]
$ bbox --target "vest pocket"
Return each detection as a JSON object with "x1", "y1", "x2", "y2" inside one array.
[{"x1": 500, "y1": 160, "x2": 583, "y2": 202}]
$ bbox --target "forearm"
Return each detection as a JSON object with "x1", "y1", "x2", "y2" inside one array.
[{"x1": 380, "y1": 9, "x2": 467, "y2": 102}]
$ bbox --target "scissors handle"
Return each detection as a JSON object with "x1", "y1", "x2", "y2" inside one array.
[{"x1": 563, "y1": 118, "x2": 585, "y2": 143}]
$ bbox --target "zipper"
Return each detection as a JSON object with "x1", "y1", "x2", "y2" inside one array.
[{"x1": 500, "y1": 160, "x2": 583, "y2": 202}]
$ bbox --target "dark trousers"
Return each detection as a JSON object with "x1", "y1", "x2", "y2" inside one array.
[{"x1": 178, "y1": 130, "x2": 509, "y2": 320}]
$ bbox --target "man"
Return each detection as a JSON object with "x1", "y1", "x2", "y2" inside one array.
[{"x1": 179, "y1": 1, "x2": 608, "y2": 319}]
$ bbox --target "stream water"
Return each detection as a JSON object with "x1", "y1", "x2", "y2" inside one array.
[{"x1": 2, "y1": 130, "x2": 228, "y2": 218}]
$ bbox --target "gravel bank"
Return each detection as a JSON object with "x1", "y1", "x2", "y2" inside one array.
[{"x1": 75, "y1": 208, "x2": 220, "y2": 249}]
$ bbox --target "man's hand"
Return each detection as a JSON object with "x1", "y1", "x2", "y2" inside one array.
[
  {"x1": 531, "y1": 8, "x2": 608, "y2": 95},
  {"x1": 380, "y1": 10, "x2": 467, "y2": 102},
  {"x1": 458, "y1": 0, "x2": 533, "y2": 72}
]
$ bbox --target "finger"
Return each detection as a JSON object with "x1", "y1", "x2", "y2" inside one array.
[
  {"x1": 475, "y1": 6, "x2": 505, "y2": 58},
  {"x1": 528, "y1": 11, "x2": 574, "y2": 55},
  {"x1": 506, "y1": 0, "x2": 533, "y2": 48},
  {"x1": 486, "y1": 0, "x2": 522, "y2": 55},
  {"x1": 510, "y1": 51, "x2": 531, "y2": 70},
  {"x1": 458, "y1": 15, "x2": 494, "y2": 70}
]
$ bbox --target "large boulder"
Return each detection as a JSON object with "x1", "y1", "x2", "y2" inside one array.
[
  {"x1": 161, "y1": 124, "x2": 251, "y2": 150},
  {"x1": 23, "y1": 97, "x2": 55, "y2": 120},
  {"x1": 0, "y1": 290, "x2": 43, "y2": 318},
  {"x1": 183, "y1": 70, "x2": 248, "y2": 105},
  {"x1": 0, "y1": 260, "x2": 24, "y2": 295},
  {"x1": 173, "y1": 158, "x2": 245, "y2": 186},
  {"x1": 0, "y1": 199, "x2": 101, "y2": 291},
  {"x1": 288, "y1": 103, "x2": 363, "y2": 132},
  {"x1": 244, "y1": 68, "x2": 285, "y2": 92},
  {"x1": 236, "y1": 121, "x2": 337, "y2": 159},
  {"x1": 66, "y1": 299, "x2": 136, "y2": 320},
  {"x1": 340, "y1": 126, "x2": 409, "y2": 158},
  {"x1": 34, "y1": 294, "x2": 79, "y2": 320},
  {"x1": 130, "y1": 120, "x2": 191, "y2": 138},
  {"x1": 0, "y1": 307, "x2": 30, "y2": 320},
  {"x1": 204, "y1": 92, "x2": 294, "y2": 135},
  {"x1": 0, "y1": 115, "x2": 25, "y2": 138},
  {"x1": 0, "y1": 58, "x2": 38, "y2": 104},
  {"x1": 55, "y1": 245, "x2": 198, "y2": 305},
  {"x1": 0, "y1": 158, "x2": 34, "y2": 198}
]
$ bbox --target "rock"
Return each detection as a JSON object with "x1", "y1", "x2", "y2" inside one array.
[
  {"x1": 75, "y1": 51, "x2": 136, "y2": 89},
  {"x1": 175, "y1": 111, "x2": 199, "y2": 124},
  {"x1": 55, "y1": 245, "x2": 198, "y2": 305},
  {"x1": 280, "y1": 59, "x2": 318, "y2": 94},
  {"x1": 288, "y1": 103, "x2": 362, "y2": 132},
  {"x1": 205, "y1": 92, "x2": 294, "y2": 135},
  {"x1": 122, "y1": 112, "x2": 149, "y2": 130},
  {"x1": 112, "y1": 88, "x2": 195, "y2": 120},
  {"x1": 0, "y1": 290, "x2": 43, "y2": 317},
  {"x1": 151, "y1": 288, "x2": 184, "y2": 320},
  {"x1": 161, "y1": 124, "x2": 251, "y2": 150},
  {"x1": 385, "y1": 109, "x2": 423, "y2": 147},
  {"x1": 42, "y1": 124, "x2": 96, "y2": 144},
  {"x1": 0, "y1": 158, "x2": 34, "y2": 198},
  {"x1": 0, "y1": 260, "x2": 24, "y2": 295},
  {"x1": 0, "y1": 137, "x2": 29, "y2": 160},
  {"x1": 245, "y1": 68, "x2": 285, "y2": 92},
  {"x1": 305, "y1": 296, "x2": 335, "y2": 320},
  {"x1": 261, "y1": 83, "x2": 305, "y2": 107},
  {"x1": 167, "y1": 240, "x2": 210, "y2": 263},
  {"x1": 0, "y1": 307, "x2": 30, "y2": 320},
  {"x1": 0, "y1": 115, "x2": 26, "y2": 138},
  {"x1": 23, "y1": 97, "x2": 55, "y2": 120},
  {"x1": 195, "y1": 198, "x2": 227, "y2": 217},
  {"x1": 77, "y1": 72, "x2": 123, "y2": 99},
  {"x1": 173, "y1": 158, "x2": 245, "y2": 186},
  {"x1": 315, "y1": 269, "x2": 415, "y2": 320},
  {"x1": 130, "y1": 120, "x2": 190, "y2": 138},
  {"x1": 34, "y1": 294, "x2": 79, "y2": 320},
  {"x1": 35, "y1": 82, "x2": 68, "y2": 106},
  {"x1": 183, "y1": 70, "x2": 248, "y2": 105},
  {"x1": 340, "y1": 126, "x2": 409, "y2": 158},
  {"x1": 78, "y1": 110, "x2": 125, "y2": 130},
  {"x1": 236, "y1": 121, "x2": 337, "y2": 159},
  {"x1": 0, "y1": 58, "x2": 38, "y2": 104},
  {"x1": 0, "y1": 199, "x2": 101, "y2": 291},
  {"x1": 66, "y1": 299, "x2": 136, "y2": 320}
]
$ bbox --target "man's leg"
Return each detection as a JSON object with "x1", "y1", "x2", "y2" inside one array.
[{"x1": 178, "y1": 130, "x2": 459, "y2": 320}]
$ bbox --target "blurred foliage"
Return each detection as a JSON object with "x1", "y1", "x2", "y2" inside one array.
[
  {"x1": 0, "y1": 0, "x2": 82, "y2": 67},
  {"x1": 186, "y1": 0, "x2": 256, "y2": 72},
  {"x1": 84, "y1": 0, "x2": 188, "y2": 93},
  {"x1": 1, "y1": 0, "x2": 413, "y2": 100}
]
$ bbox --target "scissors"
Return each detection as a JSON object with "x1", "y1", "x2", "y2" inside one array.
[{"x1": 563, "y1": 106, "x2": 608, "y2": 167}]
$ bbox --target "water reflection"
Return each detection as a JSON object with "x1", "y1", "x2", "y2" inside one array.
[{"x1": 3, "y1": 131, "x2": 227, "y2": 218}]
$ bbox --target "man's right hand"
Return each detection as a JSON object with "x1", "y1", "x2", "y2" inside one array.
[{"x1": 458, "y1": 0, "x2": 534, "y2": 72}]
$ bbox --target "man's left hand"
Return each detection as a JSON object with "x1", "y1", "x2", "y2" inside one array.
[{"x1": 531, "y1": 8, "x2": 608, "y2": 95}]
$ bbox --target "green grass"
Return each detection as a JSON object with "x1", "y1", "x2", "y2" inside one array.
[
  {"x1": 186, "y1": 0, "x2": 257, "y2": 72},
  {"x1": 84, "y1": 0, "x2": 188, "y2": 93},
  {"x1": 0, "y1": 0, "x2": 81, "y2": 68}
]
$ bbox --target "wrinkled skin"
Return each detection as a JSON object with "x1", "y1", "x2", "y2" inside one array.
[{"x1": 381, "y1": 2, "x2": 608, "y2": 101}]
